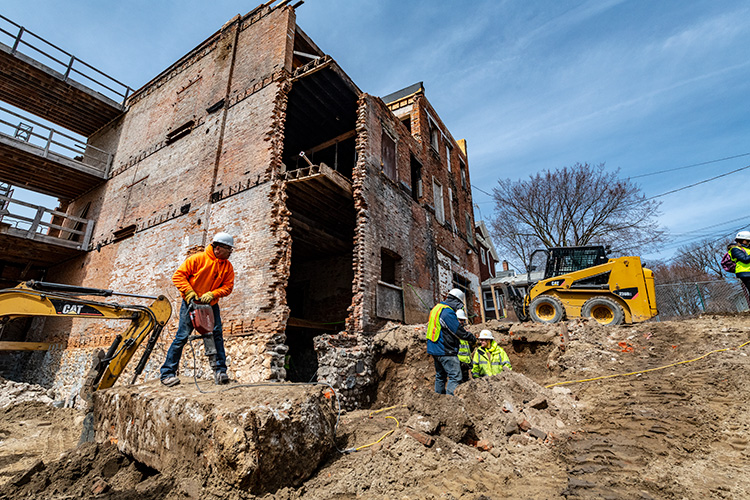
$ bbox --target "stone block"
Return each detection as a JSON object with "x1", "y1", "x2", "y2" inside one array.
[{"x1": 93, "y1": 380, "x2": 337, "y2": 494}]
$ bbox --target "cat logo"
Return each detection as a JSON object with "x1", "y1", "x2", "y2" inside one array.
[
  {"x1": 62, "y1": 304, "x2": 84, "y2": 314},
  {"x1": 50, "y1": 299, "x2": 104, "y2": 316}
]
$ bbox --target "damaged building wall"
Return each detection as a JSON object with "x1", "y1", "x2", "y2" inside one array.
[
  {"x1": 349, "y1": 92, "x2": 479, "y2": 335},
  {"x1": 23, "y1": 6, "x2": 298, "y2": 398},
  {"x1": 3, "y1": 4, "x2": 480, "y2": 406}
]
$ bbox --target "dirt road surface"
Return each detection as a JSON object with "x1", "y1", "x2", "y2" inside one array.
[{"x1": 1, "y1": 314, "x2": 748, "y2": 499}]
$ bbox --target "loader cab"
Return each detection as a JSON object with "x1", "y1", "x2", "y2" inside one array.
[{"x1": 544, "y1": 246, "x2": 609, "y2": 279}]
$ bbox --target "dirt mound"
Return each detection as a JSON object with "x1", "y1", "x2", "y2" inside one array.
[
  {"x1": 3, "y1": 314, "x2": 750, "y2": 499},
  {"x1": 0, "y1": 401, "x2": 84, "y2": 489}
]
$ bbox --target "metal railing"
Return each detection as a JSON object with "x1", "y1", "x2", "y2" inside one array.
[
  {"x1": 0, "y1": 104, "x2": 112, "y2": 175},
  {"x1": 654, "y1": 280, "x2": 749, "y2": 320},
  {"x1": 0, "y1": 193, "x2": 93, "y2": 250},
  {"x1": 0, "y1": 14, "x2": 132, "y2": 105}
]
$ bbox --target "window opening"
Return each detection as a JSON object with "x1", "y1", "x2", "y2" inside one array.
[
  {"x1": 448, "y1": 187, "x2": 456, "y2": 231},
  {"x1": 446, "y1": 144, "x2": 452, "y2": 172},
  {"x1": 481, "y1": 247, "x2": 486, "y2": 265},
  {"x1": 433, "y1": 178, "x2": 444, "y2": 224},
  {"x1": 460, "y1": 159, "x2": 467, "y2": 189},
  {"x1": 380, "y1": 248, "x2": 401, "y2": 285},
  {"x1": 410, "y1": 155, "x2": 422, "y2": 201},
  {"x1": 429, "y1": 119, "x2": 440, "y2": 152},
  {"x1": 381, "y1": 128, "x2": 397, "y2": 181},
  {"x1": 465, "y1": 213, "x2": 473, "y2": 245},
  {"x1": 401, "y1": 116, "x2": 411, "y2": 133}
]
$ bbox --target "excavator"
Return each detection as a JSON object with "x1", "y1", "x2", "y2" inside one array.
[
  {"x1": 499, "y1": 246, "x2": 657, "y2": 326},
  {"x1": 0, "y1": 280, "x2": 172, "y2": 396}
]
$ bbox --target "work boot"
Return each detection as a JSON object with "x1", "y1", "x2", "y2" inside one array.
[
  {"x1": 161, "y1": 376, "x2": 180, "y2": 387},
  {"x1": 215, "y1": 371, "x2": 229, "y2": 385}
]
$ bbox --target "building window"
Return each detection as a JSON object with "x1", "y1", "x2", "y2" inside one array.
[
  {"x1": 433, "y1": 178, "x2": 444, "y2": 224},
  {"x1": 466, "y1": 213, "x2": 473, "y2": 245},
  {"x1": 381, "y1": 128, "x2": 397, "y2": 181},
  {"x1": 401, "y1": 116, "x2": 411, "y2": 133},
  {"x1": 448, "y1": 187, "x2": 456, "y2": 231},
  {"x1": 429, "y1": 120, "x2": 440, "y2": 152},
  {"x1": 481, "y1": 247, "x2": 486, "y2": 265},
  {"x1": 381, "y1": 248, "x2": 401, "y2": 285},
  {"x1": 410, "y1": 155, "x2": 422, "y2": 201},
  {"x1": 460, "y1": 159, "x2": 467, "y2": 189},
  {"x1": 445, "y1": 144, "x2": 452, "y2": 172}
]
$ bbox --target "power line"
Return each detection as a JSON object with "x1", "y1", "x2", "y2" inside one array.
[
  {"x1": 628, "y1": 152, "x2": 750, "y2": 179},
  {"x1": 646, "y1": 164, "x2": 750, "y2": 200}
]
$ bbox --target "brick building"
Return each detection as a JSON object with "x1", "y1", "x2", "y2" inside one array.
[{"x1": 0, "y1": 4, "x2": 479, "y2": 399}]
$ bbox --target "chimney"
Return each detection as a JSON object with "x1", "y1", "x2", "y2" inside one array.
[{"x1": 502, "y1": 260, "x2": 509, "y2": 271}]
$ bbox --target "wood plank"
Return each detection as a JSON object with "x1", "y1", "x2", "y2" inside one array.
[
  {"x1": 287, "y1": 317, "x2": 343, "y2": 331},
  {"x1": 0, "y1": 341, "x2": 51, "y2": 351}
]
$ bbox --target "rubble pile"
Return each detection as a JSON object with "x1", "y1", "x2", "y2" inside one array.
[{"x1": 0, "y1": 376, "x2": 56, "y2": 408}]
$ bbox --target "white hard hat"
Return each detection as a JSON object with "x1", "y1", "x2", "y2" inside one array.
[
  {"x1": 456, "y1": 309, "x2": 467, "y2": 320},
  {"x1": 478, "y1": 330, "x2": 494, "y2": 340},
  {"x1": 212, "y1": 232, "x2": 234, "y2": 248},
  {"x1": 736, "y1": 231, "x2": 750, "y2": 241},
  {"x1": 448, "y1": 288, "x2": 466, "y2": 302}
]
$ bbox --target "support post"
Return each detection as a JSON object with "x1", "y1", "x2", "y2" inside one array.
[
  {"x1": 477, "y1": 285, "x2": 486, "y2": 323},
  {"x1": 490, "y1": 284, "x2": 500, "y2": 320}
]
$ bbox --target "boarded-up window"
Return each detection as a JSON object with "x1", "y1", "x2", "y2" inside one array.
[
  {"x1": 381, "y1": 129, "x2": 396, "y2": 181},
  {"x1": 446, "y1": 144, "x2": 452, "y2": 172},
  {"x1": 460, "y1": 159, "x2": 467, "y2": 189},
  {"x1": 466, "y1": 213, "x2": 473, "y2": 245},
  {"x1": 433, "y1": 179, "x2": 444, "y2": 224}
]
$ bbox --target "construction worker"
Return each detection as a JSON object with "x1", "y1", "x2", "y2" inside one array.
[
  {"x1": 456, "y1": 308, "x2": 476, "y2": 382},
  {"x1": 729, "y1": 230, "x2": 750, "y2": 298},
  {"x1": 471, "y1": 330, "x2": 512, "y2": 378},
  {"x1": 426, "y1": 288, "x2": 476, "y2": 395},
  {"x1": 160, "y1": 232, "x2": 235, "y2": 387}
]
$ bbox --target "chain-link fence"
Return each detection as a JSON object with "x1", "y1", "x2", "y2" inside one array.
[{"x1": 654, "y1": 280, "x2": 749, "y2": 320}]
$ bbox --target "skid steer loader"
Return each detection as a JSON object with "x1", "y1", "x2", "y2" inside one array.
[{"x1": 503, "y1": 246, "x2": 657, "y2": 326}]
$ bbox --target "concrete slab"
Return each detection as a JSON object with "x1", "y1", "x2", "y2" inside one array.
[{"x1": 93, "y1": 380, "x2": 337, "y2": 494}]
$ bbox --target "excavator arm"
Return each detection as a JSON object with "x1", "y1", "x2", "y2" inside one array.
[{"x1": 0, "y1": 281, "x2": 172, "y2": 392}]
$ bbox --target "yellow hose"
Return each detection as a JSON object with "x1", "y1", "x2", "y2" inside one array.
[{"x1": 545, "y1": 339, "x2": 750, "y2": 389}]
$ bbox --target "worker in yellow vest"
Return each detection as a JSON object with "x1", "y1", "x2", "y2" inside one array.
[
  {"x1": 426, "y1": 289, "x2": 477, "y2": 395},
  {"x1": 729, "y1": 230, "x2": 750, "y2": 298},
  {"x1": 471, "y1": 330, "x2": 512, "y2": 378},
  {"x1": 456, "y1": 308, "x2": 476, "y2": 382}
]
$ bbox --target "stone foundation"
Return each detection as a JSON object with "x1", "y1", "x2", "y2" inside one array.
[{"x1": 314, "y1": 333, "x2": 375, "y2": 410}]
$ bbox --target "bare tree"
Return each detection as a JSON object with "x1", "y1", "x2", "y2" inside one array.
[
  {"x1": 490, "y1": 163, "x2": 665, "y2": 267},
  {"x1": 674, "y1": 238, "x2": 731, "y2": 279}
]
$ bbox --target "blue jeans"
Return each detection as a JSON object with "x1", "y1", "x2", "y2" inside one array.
[
  {"x1": 160, "y1": 300, "x2": 227, "y2": 379},
  {"x1": 433, "y1": 355, "x2": 461, "y2": 395}
]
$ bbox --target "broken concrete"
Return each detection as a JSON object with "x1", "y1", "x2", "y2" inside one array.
[{"x1": 93, "y1": 380, "x2": 337, "y2": 494}]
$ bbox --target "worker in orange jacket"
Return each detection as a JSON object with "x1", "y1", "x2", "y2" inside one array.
[{"x1": 160, "y1": 232, "x2": 235, "y2": 387}]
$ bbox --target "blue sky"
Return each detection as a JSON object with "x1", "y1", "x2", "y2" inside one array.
[{"x1": 3, "y1": 0, "x2": 749, "y2": 262}]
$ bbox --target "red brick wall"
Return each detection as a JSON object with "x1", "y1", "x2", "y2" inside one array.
[
  {"x1": 349, "y1": 94, "x2": 480, "y2": 333},
  {"x1": 39, "y1": 6, "x2": 297, "y2": 395}
]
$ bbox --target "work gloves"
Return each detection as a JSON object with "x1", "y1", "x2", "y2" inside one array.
[
  {"x1": 199, "y1": 291, "x2": 215, "y2": 304},
  {"x1": 185, "y1": 291, "x2": 198, "y2": 303}
]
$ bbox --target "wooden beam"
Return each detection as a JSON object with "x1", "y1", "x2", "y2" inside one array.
[
  {"x1": 287, "y1": 317, "x2": 342, "y2": 331},
  {"x1": 306, "y1": 129, "x2": 356, "y2": 155},
  {"x1": 478, "y1": 285, "x2": 486, "y2": 323},
  {"x1": 0, "y1": 341, "x2": 51, "y2": 351},
  {"x1": 490, "y1": 284, "x2": 500, "y2": 321}
]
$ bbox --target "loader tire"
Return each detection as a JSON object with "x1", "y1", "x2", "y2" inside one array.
[
  {"x1": 529, "y1": 295, "x2": 565, "y2": 324},
  {"x1": 582, "y1": 297, "x2": 624, "y2": 326}
]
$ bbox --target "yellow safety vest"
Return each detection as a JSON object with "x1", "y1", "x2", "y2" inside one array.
[
  {"x1": 471, "y1": 342, "x2": 512, "y2": 377},
  {"x1": 457, "y1": 340, "x2": 472, "y2": 363},
  {"x1": 427, "y1": 304, "x2": 450, "y2": 342},
  {"x1": 731, "y1": 245, "x2": 750, "y2": 274}
]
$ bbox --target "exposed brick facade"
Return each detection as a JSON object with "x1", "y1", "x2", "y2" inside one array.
[{"x1": 1, "y1": 4, "x2": 480, "y2": 403}]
